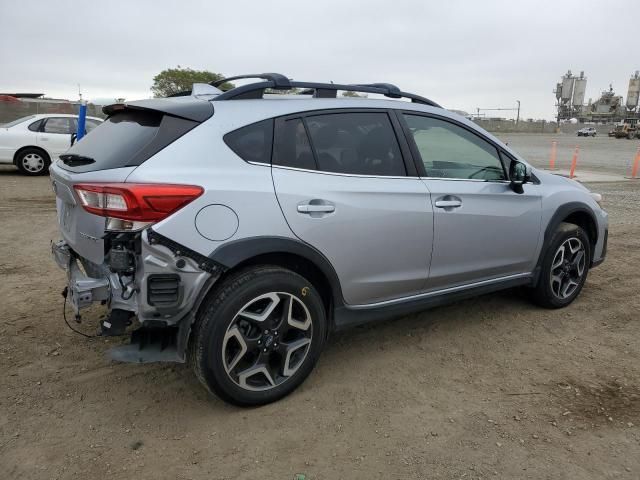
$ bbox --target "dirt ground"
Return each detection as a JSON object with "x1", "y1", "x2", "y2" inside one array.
[{"x1": 1, "y1": 164, "x2": 639, "y2": 480}]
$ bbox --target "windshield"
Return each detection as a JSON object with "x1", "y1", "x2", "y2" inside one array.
[{"x1": 1, "y1": 115, "x2": 36, "y2": 128}]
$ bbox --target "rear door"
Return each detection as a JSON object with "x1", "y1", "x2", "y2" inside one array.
[
  {"x1": 38, "y1": 117, "x2": 74, "y2": 159},
  {"x1": 271, "y1": 109, "x2": 433, "y2": 305},
  {"x1": 400, "y1": 112, "x2": 542, "y2": 290}
]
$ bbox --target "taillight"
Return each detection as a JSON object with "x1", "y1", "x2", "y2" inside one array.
[{"x1": 73, "y1": 183, "x2": 204, "y2": 224}]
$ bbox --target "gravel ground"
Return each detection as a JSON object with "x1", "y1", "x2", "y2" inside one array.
[{"x1": 0, "y1": 166, "x2": 639, "y2": 480}]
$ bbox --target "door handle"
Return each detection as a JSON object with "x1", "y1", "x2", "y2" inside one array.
[
  {"x1": 297, "y1": 204, "x2": 335, "y2": 214},
  {"x1": 434, "y1": 200, "x2": 462, "y2": 208}
]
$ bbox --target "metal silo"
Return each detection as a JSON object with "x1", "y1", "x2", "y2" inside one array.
[
  {"x1": 572, "y1": 72, "x2": 587, "y2": 107},
  {"x1": 561, "y1": 71, "x2": 575, "y2": 102},
  {"x1": 627, "y1": 71, "x2": 640, "y2": 109}
]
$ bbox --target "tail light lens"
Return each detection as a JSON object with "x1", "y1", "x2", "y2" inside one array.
[{"x1": 74, "y1": 183, "x2": 204, "y2": 226}]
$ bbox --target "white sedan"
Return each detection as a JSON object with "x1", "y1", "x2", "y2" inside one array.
[{"x1": 0, "y1": 114, "x2": 103, "y2": 175}]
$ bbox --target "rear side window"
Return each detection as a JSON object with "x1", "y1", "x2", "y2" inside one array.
[
  {"x1": 28, "y1": 119, "x2": 43, "y2": 132},
  {"x1": 224, "y1": 119, "x2": 273, "y2": 164},
  {"x1": 305, "y1": 112, "x2": 405, "y2": 176},
  {"x1": 272, "y1": 118, "x2": 315, "y2": 170},
  {"x1": 60, "y1": 110, "x2": 198, "y2": 173}
]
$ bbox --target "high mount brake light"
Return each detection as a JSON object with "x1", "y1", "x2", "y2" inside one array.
[{"x1": 74, "y1": 183, "x2": 204, "y2": 222}]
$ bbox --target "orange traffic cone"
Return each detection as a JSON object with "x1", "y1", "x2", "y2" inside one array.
[
  {"x1": 548, "y1": 140, "x2": 557, "y2": 170},
  {"x1": 569, "y1": 146, "x2": 579, "y2": 179},
  {"x1": 630, "y1": 146, "x2": 640, "y2": 179}
]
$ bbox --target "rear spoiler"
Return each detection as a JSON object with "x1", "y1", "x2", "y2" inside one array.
[{"x1": 103, "y1": 97, "x2": 213, "y2": 122}]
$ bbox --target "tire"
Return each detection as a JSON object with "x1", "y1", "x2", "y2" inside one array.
[
  {"x1": 530, "y1": 222, "x2": 591, "y2": 309},
  {"x1": 190, "y1": 265, "x2": 327, "y2": 406},
  {"x1": 15, "y1": 148, "x2": 50, "y2": 176}
]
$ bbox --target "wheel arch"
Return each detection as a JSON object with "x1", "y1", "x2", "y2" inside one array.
[
  {"x1": 533, "y1": 202, "x2": 598, "y2": 286},
  {"x1": 207, "y1": 236, "x2": 345, "y2": 328},
  {"x1": 13, "y1": 145, "x2": 51, "y2": 165}
]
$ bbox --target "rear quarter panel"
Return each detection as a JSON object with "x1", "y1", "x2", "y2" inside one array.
[{"x1": 124, "y1": 113, "x2": 294, "y2": 257}]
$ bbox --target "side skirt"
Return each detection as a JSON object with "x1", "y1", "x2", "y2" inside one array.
[{"x1": 333, "y1": 274, "x2": 533, "y2": 331}]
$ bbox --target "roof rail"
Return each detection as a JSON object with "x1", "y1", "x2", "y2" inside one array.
[
  {"x1": 210, "y1": 73, "x2": 291, "y2": 90},
  {"x1": 209, "y1": 73, "x2": 441, "y2": 107}
]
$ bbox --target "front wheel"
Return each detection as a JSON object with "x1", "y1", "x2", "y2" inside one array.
[
  {"x1": 530, "y1": 222, "x2": 591, "y2": 308},
  {"x1": 190, "y1": 266, "x2": 327, "y2": 406}
]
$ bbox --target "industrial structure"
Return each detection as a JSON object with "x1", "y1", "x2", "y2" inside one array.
[{"x1": 555, "y1": 70, "x2": 640, "y2": 123}]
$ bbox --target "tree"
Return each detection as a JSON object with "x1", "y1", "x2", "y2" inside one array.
[{"x1": 151, "y1": 66, "x2": 234, "y2": 97}]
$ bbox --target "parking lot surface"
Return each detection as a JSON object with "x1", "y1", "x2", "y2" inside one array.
[
  {"x1": 1, "y1": 161, "x2": 639, "y2": 479},
  {"x1": 499, "y1": 133, "x2": 640, "y2": 177}
]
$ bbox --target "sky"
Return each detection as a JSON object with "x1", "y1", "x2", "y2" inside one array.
[{"x1": 1, "y1": 0, "x2": 639, "y2": 121}]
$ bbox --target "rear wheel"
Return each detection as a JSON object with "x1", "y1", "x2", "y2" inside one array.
[
  {"x1": 530, "y1": 222, "x2": 591, "y2": 308},
  {"x1": 190, "y1": 266, "x2": 327, "y2": 406},
  {"x1": 15, "y1": 148, "x2": 50, "y2": 176}
]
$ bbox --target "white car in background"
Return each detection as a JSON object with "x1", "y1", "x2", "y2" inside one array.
[{"x1": 0, "y1": 114, "x2": 102, "y2": 175}]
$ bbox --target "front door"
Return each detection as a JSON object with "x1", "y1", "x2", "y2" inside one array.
[
  {"x1": 271, "y1": 111, "x2": 433, "y2": 305},
  {"x1": 400, "y1": 112, "x2": 542, "y2": 290}
]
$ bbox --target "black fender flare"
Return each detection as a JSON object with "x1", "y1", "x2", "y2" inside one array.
[
  {"x1": 532, "y1": 202, "x2": 598, "y2": 285},
  {"x1": 209, "y1": 236, "x2": 346, "y2": 307}
]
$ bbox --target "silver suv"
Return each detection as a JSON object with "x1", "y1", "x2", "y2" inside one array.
[{"x1": 51, "y1": 74, "x2": 608, "y2": 405}]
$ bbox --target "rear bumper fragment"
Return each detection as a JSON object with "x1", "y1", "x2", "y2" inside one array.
[{"x1": 51, "y1": 240, "x2": 110, "y2": 314}]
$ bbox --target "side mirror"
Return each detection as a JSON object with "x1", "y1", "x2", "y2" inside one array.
[
  {"x1": 509, "y1": 161, "x2": 531, "y2": 194},
  {"x1": 70, "y1": 132, "x2": 77, "y2": 146}
]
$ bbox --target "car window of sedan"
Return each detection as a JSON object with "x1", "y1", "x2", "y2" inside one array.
[
  {"x1": 403, "y1": 114, "x2": 506, "y2": 181},
  {"x1": 43, "y1": 117, "x2": 73, "y2": 134},
  {"x1": 70, "y1": 118, "x2": 102, "y2": 134},
  {"x1": 28, "y1": 119, "x2": 43, "y2": 132}
]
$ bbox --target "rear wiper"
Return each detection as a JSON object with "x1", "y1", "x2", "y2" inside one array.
[{"x1": 59, "y1": 154, "x2": 96, "y2": 167}]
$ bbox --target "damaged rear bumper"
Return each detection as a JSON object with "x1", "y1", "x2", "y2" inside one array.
[
  {"x1": 51, "y1": 230, "x2": 226, "y2": 363},
  {"x1": 52, "y1": 240, "x2": 110, "y2": 316}
]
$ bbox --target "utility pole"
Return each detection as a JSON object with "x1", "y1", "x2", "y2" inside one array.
[{"x1": 516, "y1": 100, "x2": 521, "y2": 125}]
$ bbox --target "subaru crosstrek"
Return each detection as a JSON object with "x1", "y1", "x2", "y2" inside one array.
[{"x1": 50, "y1": 74, "x2": 608, "y2": 406}]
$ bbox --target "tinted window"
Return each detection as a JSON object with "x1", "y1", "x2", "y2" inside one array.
[
  {"x1": 70, "y1": 118, "x2": 102, "y2": 134},
  {"x1": 305, "y1": 112, "x2": 405, "y2": 176},
  {"x1": 43, "y1": 117, "x2": 72, "y2": 134},
  {"x1": 404, "y1": 114, "x2": 505, "y2": 180},
  {"x1": 272, "y1": 118, "x2": 315, "y2": 170},
  {"x1": 86, "y1": 119, "x2": 102, "y2": 132},
  {"x1": 28, "y1": 119, "x2": 43, "y2": 132},
  {"x1": 61, "y1": 110, "x2": 200, "y2": 173},
  {"x1": 224, "y1": 119, "x2": 273, "y2": 164}
]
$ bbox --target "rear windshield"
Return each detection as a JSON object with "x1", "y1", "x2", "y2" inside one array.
[
  {"x1": 59, "y1": 110, "x2": 198, "y2": 173},
  {"x1": 2, "y1": 115, "x2": 36, "y2": 128}
]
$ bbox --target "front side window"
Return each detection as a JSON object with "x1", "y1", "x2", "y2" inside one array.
[
  {"x1": 403, "y1": 114, "x2": 506, "y2": 181},
  {"x1": 223, "y1": 119, "x2": 273, "y2": 164},
  {"x1": 86, "y1": 119, "x2": 102, "y2": 132},
  {"x1": 305, "y1": 112, "x2": 405, "y2": 176},
  {"x1": 43, "y1": 117, "x2": 73, "y2": 134}
]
